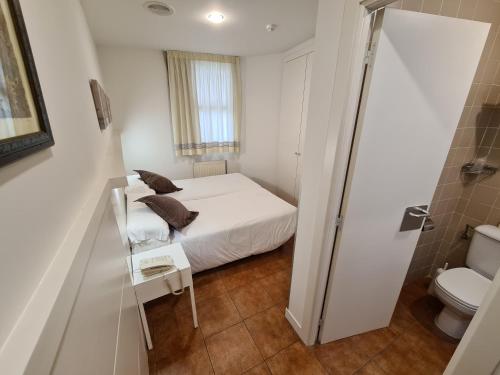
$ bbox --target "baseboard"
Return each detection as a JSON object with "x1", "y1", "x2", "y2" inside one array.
[{"x1": 285, "y1": 307, "x2": 302, "y2": 333}]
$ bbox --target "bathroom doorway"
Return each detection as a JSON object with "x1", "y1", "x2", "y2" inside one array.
[{"x1": 317, "y1": 2, "x2": 495, "y2": 360}]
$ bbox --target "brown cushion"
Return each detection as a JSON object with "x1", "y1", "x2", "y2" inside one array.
[
  {"x1": 136, "y1": 195, "x2": 198, "y2": 231},
  {"x1": 134, "y1": 170, "x2": 182, "y2": 194}
]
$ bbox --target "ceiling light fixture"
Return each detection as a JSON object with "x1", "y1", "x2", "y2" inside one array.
[
  {"x1": 207, "y1": 11, "x2": 225, "y2": 24},
  {"x1": 143, "y1": 1, "x2": 174, "y2": 16}
]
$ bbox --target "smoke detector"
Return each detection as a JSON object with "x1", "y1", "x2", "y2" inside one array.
[
  {"x1": 266, "y1": 24, "x2": 278, "y2": 32},
  {"x1": 143, "y1": 1, "x2": 175, "y2": 16}
]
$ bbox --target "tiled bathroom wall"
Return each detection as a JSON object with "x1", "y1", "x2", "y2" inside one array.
[{"x1": 390, "y1": 0, "x2": 500, "y2": 283}]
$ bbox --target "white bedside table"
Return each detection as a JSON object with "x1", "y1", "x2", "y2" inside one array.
[{"x1": 128, "y1": 243, "x2": 198, "y2": 350}]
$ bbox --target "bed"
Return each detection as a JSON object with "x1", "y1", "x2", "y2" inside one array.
[{"x1": 125, "y1": 173, "x2": 297, "y2": 273}]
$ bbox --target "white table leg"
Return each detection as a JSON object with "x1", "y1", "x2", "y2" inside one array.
[
  {"x1": 189, "y1": 283, "x2": 198, "y2": 328},
  {"x1": 138, "y1": 302, "x2": 153, "y2": 350}
]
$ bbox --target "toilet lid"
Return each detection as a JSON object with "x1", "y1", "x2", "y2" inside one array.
[{"x1": 436, "y1": 268, "x2": 491, "y2": 309}]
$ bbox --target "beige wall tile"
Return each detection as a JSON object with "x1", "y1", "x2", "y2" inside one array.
[
  {"x1": 474, "y1": 0, "x2": 500, "y2": 25},
  {"x1": 440, "y1": 0, "x2": 460, "y2": 16},
  {"x1": 402, "y1": 0, "x2": 423, "y2": 11},
  {"x1": 421, "y1": 0, "x2": 442, "y2": 14},
  {"x1": 482, "y1": 62, "x2": 500, "y2": 85},
  {"x1": 458, "y1": 107, "x2": 472, "y2": 128},
  {"x1": 487, "y1": 207, "x2": 500, "y2": 225},
  {"x1": 458, "y1": 0, "x2": 478, "y2": 19},
  {"x1": 471, "y1": 184, "x2": 499, "y2": 205},
  {"x1": 474, "y1": 84, "x2": 490, "y2": 104},
  {"x1": 387, "y1": 0, "x2": 404, "y2": 9},
  {"x1": 465, "y1": 201, "x2": 491, "y2": 221}
]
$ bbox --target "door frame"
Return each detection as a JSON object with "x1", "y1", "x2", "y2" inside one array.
[
  {"x1": 308, "y1": 1, "x2": 387, "y2": 343},
  {"x1": 286, "y1": 0, "x2": 394, "y2": 346}
]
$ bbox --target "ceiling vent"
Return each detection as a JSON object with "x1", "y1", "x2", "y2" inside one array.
[{"x1": 143, "y1": 1, "x2": 175, "y2": 16}]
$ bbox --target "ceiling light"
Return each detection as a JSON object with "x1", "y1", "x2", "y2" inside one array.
[
  {"x1": 143, "y1": 1, "x2": 174, "y2": 16},
  {"x1": 207, "y1": 11, "x2": 224, "y2": 24}
]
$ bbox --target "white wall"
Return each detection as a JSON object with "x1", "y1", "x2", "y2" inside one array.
[
  {"x1": 233, "y1": 54, "x2": 283, "y2": 191},
  {"x1": 97, "y1": 46, "x2": 193, "y2": 180},
  {"x1": 444, "y1": 268, "x2": 500, "y2": 374},
  {"x1": 97, "y1": 46, "x2": 283, "y2": 191},
  {"x1": 0, "y1": 0, "x2": 123, "y2": 353}
]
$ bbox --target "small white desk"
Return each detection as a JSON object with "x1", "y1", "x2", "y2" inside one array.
[{"x1": 128, "y1": 243, "x2": 198, "y2": 350}]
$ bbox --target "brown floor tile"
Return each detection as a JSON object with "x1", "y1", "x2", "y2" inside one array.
[
  {"x1": 258, "y1": 270, "x2": 290, "y2": 302},
  {"x1": 350, "y1": 327, "x2": 397, "y2": 358},
  {"x1": 388, "y1": 302, "x2": 416, "y2": 335},
  {"x1": 354, "y1": 361, "x2": 386, "y2": 375},
  {"x1": 155, "y1": 346, "x2": 214, "y2": 375},
  {"x1": 151, "y1": 307, "x2": 205, "y2": 361},
  {"x1": 245, "y1": 306, "x2": 298, "y2": 359},
  {"x1": 267, "y1": 342, "x2": 327, "y2": 375},
  {"x1": 194, "y1": 270, "x2": 228, "y2": 299},
  {"x1": 403, "y1": 323, "x2": 456, "y2": 370},
  {"x1": 244, "y1": 363, "x2": 271, "y2": 374},
  {"x1": 229, "y1": 282, "x2": 275, "y2": 319},
  {"x1": 197, "y1": 294, "x2": 242, "y2": 337},
  {"x1": 373, "y1": 335, "x2": 442, "y2": 375},
  {"x1": 206, "y1": 323, "x2": 263, "y2": 374},
  {"x1": 398, "y1": 279, "x2": 429, "y2": 307},
  {"x1": 251, "y1": 255, "x2": 288, "y2": 279},
  {"x1": 313, "y1": 337, "x2": 369, "y2": 375},
  {"x1": 147, "y1": 255, "x2": 456, "y2": 375},
  {"x1": 145, "y1": 294, "x2": 178, "y2": 325},
  {"x1": 221, "y1": 268, "x2": 260, "y2": 291}
]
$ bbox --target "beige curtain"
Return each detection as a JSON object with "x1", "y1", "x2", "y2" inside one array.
[{"x1": 165, "y1": 51, "x2": 241, "y2": 156}]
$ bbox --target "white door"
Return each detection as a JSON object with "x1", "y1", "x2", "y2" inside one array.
[
  {"x1": 319, "y1": 8, "x2": 489, "y2": 343},
  {"x1": 295, "y1": 53, "x2": 314, "y2": 200},
  {"x1": 277, "y1": 54, "x2": 308, "y2": 204}
]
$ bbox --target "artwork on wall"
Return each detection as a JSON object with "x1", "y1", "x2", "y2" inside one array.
[
  {"x1": 90, "y1": 79, "x2": 112, "y2": 130},
  {"x1": 0, "y1": 0, "x2": 54, "y2": 167}
]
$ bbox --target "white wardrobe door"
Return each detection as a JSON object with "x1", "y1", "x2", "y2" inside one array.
[
  {"x1": 277, "y1": 54, "x2": 308, "y2": 204},
  {"x1": 294, "y1": 52, "x2": 314, "y2": 200}
]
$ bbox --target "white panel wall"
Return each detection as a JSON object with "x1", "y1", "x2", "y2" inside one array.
[
  {"x1": 52, "y1": 201, "x2": 146, "y2": 375},
  {"x1": 0, "y1": 0, "x2": 123, "y2": 351},
  {"x1": 97, "y1": 46, "x2": 283, "y2": 191}
]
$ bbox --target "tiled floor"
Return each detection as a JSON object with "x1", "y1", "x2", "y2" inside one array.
[{"x1": 145, "y1": 241, "x2": 458, "y2": 374}]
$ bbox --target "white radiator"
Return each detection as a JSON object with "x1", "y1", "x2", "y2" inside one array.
[{"x1": 193, "y1": 160, "x2": 227, "y2": 178}]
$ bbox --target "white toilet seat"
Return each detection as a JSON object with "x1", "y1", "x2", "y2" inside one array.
[
  {"x1": 435, "y1": 267, "x2": 490, "y2": 311},
  {"x1": 433, "y1": 267, "x2": 491, "y2": 339}
]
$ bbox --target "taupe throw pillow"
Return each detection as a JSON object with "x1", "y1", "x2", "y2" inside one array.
[
  {"x1": 136, "y1": 195, "x2": 198, "y2": 231},
  {"x1": 134, "y1": 170, "x2": 182, "y2": 194}
]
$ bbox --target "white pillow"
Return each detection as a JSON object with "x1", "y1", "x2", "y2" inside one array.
[{"x1": 125, "y1": 174, "x2": 152, "y2": 194}]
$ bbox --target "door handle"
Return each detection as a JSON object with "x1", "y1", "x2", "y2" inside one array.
[
  {"x1": 408, "y1": 206, "x2": 430, "y2": 218},
  {"x1": 294, "y1": 152, "x2": 302, "y2": 156}
]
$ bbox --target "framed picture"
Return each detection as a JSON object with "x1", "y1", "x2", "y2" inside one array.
[
  {"x1": 90, "y1": 79, "x2": 112, "y2": 130},
  {"x1": 0, "y1": 0, "x2": 53, "y2": 167}
]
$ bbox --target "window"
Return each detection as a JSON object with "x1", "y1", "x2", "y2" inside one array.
[{"x1": 166, "y1": 51, "x2": 241, "y2": 156}]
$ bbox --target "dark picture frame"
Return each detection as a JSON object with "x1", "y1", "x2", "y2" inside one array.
[{"x1": 0, "y1": 0, "x2": 54, "y2": 167}]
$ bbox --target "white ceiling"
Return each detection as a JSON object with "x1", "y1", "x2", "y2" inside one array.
[{"x1": 80, "y1": 0, "x2": 319, "y2": 56}]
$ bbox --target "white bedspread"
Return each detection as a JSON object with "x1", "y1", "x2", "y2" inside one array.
[
  {"x1": 126, "y1": 173, "x2": 297, "y2": 273},
  {"x1": 174, "y1": 189, "x2": 297, "y2": 273},
  {"x1": 170, "y1": 173, "x2": 262, "y2": 201}
]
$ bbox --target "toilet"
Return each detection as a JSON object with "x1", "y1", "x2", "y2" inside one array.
[{"x1": 433, "y1": 225, "x2": 500, "y2": 339}]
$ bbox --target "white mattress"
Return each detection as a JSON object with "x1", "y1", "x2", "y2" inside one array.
[{"x1": 126, "y1": 173, "x2": 297, "y2": 273}]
